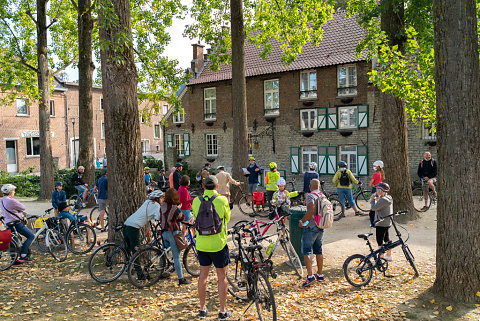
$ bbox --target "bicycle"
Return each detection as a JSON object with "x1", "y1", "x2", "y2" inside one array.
[
  {"x1": 343, "y1": 210, "x2": 419, "y2": 287},
  {"x1": 69, "y1": 187, "x2": 98, "y2": 207},
  {"x1": 230, "y1": 182, "x2": 254, "y2": 215},
  {"x1": 319, "y1": 181, "x2": 345, "y2": 221},
  {"x1": 89, "y1": 206, "x2": 109, "y2": 231},
  {"x1": 233, "y1": 204, "x2": 303, "y2": 278},
  {"x1": 328, "y1": 181, "x2": 372, "y2": 213},
  {"x1": 62, "y1": 203, "x2": 97, "y2": 255},
  {"x1": 227, "y1": 222, "x2": 277, "y2": 320},
  {"x1": 412, "y1": 179, "x2": 437, "y2": 212}
]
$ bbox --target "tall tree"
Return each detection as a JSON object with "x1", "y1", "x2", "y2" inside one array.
[{"x1": 432, "y1": 0, "x2": 480, "y2": 301}]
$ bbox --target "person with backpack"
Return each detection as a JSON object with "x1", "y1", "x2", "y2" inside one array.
[
  {"x1": 191, "y1": 175, "x2": 231, "y2": 321},
  {"x1": 417, "y1": 151, "x2": 438, "y2": 210},
  {"x1": 297, "y1": 179, "x2": 327, "y2": 287},
  {"x1": 332, "y1": 161, "x2": 361, "y2": 216},
  {"x1": 303, "y1": 162, "x2": 319, "y2": 193},
  {"x1": 371, "y1": 182, "x2": 394, "y2": 261}
]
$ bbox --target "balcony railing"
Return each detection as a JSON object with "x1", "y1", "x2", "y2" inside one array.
[
  {"x1": 300, "y1": 90, "x2": 317, "y2": 100},
  {"x1": 337, "y1": 86, "x2": 357, "y2": 96},
  {"x1": 264, "y1": 107, "x2": 280, "y2": 116},
  {"x1": 204, "y1": 113, "x2": 216, "y2": 121}
]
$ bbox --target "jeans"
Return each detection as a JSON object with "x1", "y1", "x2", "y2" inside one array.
[
  {"x1": 301, "y1": 226, "x2": 324, "y2": 256},
  {"x1": 265, "y1": 190, "x2": 275, "y2": 210},
  {"x1": 337, "y1": 188, "x2": 355, "y2": 208},
  {"x1": 248, "y1": 183, "x2": 257, "y2": 195},
  {"x1": 58, "y1": 211, "x2": 87, "y2": 224},
  {"x1": 74, "y1": 185, "x2": 87, "y2": 193},
  {"x1": 163, "y1": 230, "x2": 184, "y2": 280},
  {"x1": 9, "y1": 222, "x2": 34, "y2": 256}
]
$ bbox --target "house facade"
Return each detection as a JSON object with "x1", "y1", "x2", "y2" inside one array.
[
  {"x1": 166, "y1": 11, "x2": 437, "y2": 190},
  {"x1": 0, "y1": 81, "x2": 167, "y2": 174}
]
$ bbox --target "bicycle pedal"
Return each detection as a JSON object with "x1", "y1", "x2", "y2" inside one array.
[
  {"x1": 238, "y1": 281, "x2": 246, "y2": 287},
  {"x1": 271, "y1": 272, "x2": 277, "y2": 279}
]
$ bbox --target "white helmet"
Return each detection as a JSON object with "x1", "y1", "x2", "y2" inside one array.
[
  {"x1": 148, "y1": 190, "x2": 164, "y2": 200},
  {"x1": 309, "y1": 162, "x2": 317, "y2": 170},
  {"x1": 1, "y1": 184, "x2": 16, "y2": 194},
  {"x1": 373, "y1": 160, "x2": 384, "y2": 168},
  {"x1": 277, "y1": 178, "x2": 286, "y2": 186}
]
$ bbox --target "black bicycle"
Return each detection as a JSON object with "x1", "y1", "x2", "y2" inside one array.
[
  {"x1": 343, "y1": 210, "x2": 419, "y2": 287},
  {"x1": 319, "y1": 181, "x2": 345, "y2": 221}
]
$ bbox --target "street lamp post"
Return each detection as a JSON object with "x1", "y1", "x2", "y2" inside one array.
[{"x1": 72, "y1": 118, "x2": 76, "y2": 167}]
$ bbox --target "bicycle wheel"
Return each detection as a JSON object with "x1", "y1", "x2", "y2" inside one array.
[
  {"x1": 238, "y1": 195, "x2": 254, "y2": 215},
  {"x1": 183, "y1": 242, "x2": 200, "y2": 277},
  {"x1": 227, "y1": 252, "x2": 248, "y2": 301},
  {"x1": 412, "y1": 188, "x2": 431, "y2": 212},
  {"x1": 46, "y1": 229, "x2": 68, "y2": 262},
  {"x1": 0, "y1": 239, "x2": 20, "y2": 271},
  {"x1": 69, "y1": 194, "x2": 79, "y2": 203},
  {"x1": 88, "y1": 243, "x2": 128, "y2": 283},
  {"x1": 402, "y1": 244, "x2": 419, "y2": 277},
  {"x1": 128, "y1": 247, "x2": 166, "y2": 288},
  {"x1": 254, "y1": 271, "x2": 277, "y2": 321},
  {"x1": 35, "y1": 228, "x2": 49, "y2": 253},
  {"x1": 355, "y1": 190, "x2": 372, "y2": 212},
  {"x1": 329, "y1": 196, "x2": 345, "y2": 221},
  {"x1": 280, "y1": 239, "x2": 304, "y2": 278},
  {"x1": 66, "y1": 223, "x2": 96, "y2": 255},
  {"x1": 231, "y1": 220, "x2": 254, "y2": 248},
  {"x1": 90, "y1": 207, "x2": 109, "y2": 229},
  {"x1": 343, "y1": 254, "x2": 373, "y2": 287}
]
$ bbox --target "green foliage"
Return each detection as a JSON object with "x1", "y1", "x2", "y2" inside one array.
[
  {"x1": 0, "y1": 168, "x2": 40, "y2": 198},
  {"x1": 179, "y1": 162, "x2": 201, "y2": 188},
  {"x1": 143, "y1": 157, "x2": 164, "y2": 170}
]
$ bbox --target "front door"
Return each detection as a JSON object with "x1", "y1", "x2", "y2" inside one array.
[{"x1": 6, "y1": 140, "x2": 17, "y2": 173}]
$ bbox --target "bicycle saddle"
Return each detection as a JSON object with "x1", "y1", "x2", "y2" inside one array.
[
  {"x1": 357, "y1": 233, "x2": 373, "y2": 240},
  {"x1": 245, "y1": 244, "x2": 263, "y2": 251},
  {"x1": 114, "y1": 225, "x2": 124, "y2": 231},
  {"x1": 6, "y1": 221, "x2": 18, "y2": 227}
]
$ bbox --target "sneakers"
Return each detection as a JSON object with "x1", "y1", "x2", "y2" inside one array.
[
  {"x1": 314, "y1": 273, "x2": 325, "y2": 281},
  {"x1": 218, "y1": 311, "x2": 231, "y2": 321},
  {"x1": 17, "y1": 256, "x2": 34, "y2": 263},
  {"x1": 198, "y1": 309, "x2": 208, "y2": 319},
  {"x1": 178, "y1": 278, "x2": 191, "y2": 285},
  {"x1": 383, "y1": 255, "x2": 393, "y2": 261},
  {"x1": 420, "y1": 206, "x2": 429, "y2": 211},
  {"x1": 302, "y1": 275, "x2": 316, "y2": 287}
]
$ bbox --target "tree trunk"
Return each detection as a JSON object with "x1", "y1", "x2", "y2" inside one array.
[
  {"x1": 37, "y1": 0, "x2": 54, "y2": 199},
  {"x1": 99, "y1": 0, "x2": 144, "y2": 242},
  {"x1": 76, "y1": 0, "x2": 96, "y2": 193},
  {"x1": 230, "y1": 0, "x2": 249, "y2": 182},
  {"x1": 380, "y1": 0, "x2": 417, "y2": 220},
  {"x1": 432, "y1": 0, "x2": 480, "y2": 302}
]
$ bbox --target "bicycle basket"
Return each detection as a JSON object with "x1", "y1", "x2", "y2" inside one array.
[
  {"x1": 33, "y1": 217, "x2": 44, "y2": 229},
  {"x1": 253, "y1": 192, "x2": 265, "y2": 205},
  {"x1": 45, "y1": 218, "x2": 57, "y2": 229},
  {"x1": 0, "y1": 229, "x2": 12, "y2": 251}
]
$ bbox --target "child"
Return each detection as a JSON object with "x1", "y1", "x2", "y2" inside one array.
[
  {"x1": 51, "y1": 182, "x2": 66, "y2": 216},
  {"x1": 57, "y1": 202, "x2": 94, "y2": 227},
  {"x1": 369, "y1": 160, "x2": 385, "y2": 227},
  {"x1": 265, "y1": 162, "x2": 281, "y2": 211},
  {"x1": 371, "y1": 182, "x2": 393, "y2": 261},
  {"x1": 178, "y1": 175, "x2": 194, "y2": 223},
  {"x1": 270, "y1": 178, "x2": 290, "y2": 220}
]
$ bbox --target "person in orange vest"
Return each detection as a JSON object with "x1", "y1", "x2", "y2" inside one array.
[{"x1": 265, "y1": 162, "x2": 281, "y2": 211}]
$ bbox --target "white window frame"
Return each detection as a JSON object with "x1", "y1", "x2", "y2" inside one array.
[
  {"x1": 101, "y1": 122, "x2": 105, "y2": 139},
  {"x1": 49, "y1": 100, "x2": 55, "y2": 117},
  {"x1": 338, "y1": 64, "x2": 357, "y2": 96},
  {"x1": 338, "y1": 106, "x2": 358, "y2": 129},
  {"x1": 300, "y1": 71, "x2": 317, "y2": 99},
  {"x1": 174, "y1": 134, "x2": 184, "y2": 157},
  {"x1": 163, "y1": 104, "x2": 169, "y2": 115},
  {"x1": 264, "y1": 79, "x2": 279, "y2": 116},
  {"x1": 141, "y1": 139, "x2": 150, "y2": 154},
  {"x1": 16, "y1": 98, "x2": 29, "y2": 116},
  {"x1": 300, "y1": 109, "x2": 317, "y2": 131},
  {"x1": 205, "y1": 134, "x2": 218, "y2": 157},
  {"x1": 422, "y1": 123, "x2": 436, "y2": 141},
  {"x1": 204, "y1": 87, "x2": 216, "y2": 121},
  {"x1": 26, "y1": 136, "x2": 40, "y2": 157},
  {"x1": 154, "y1": 124, "x2": 161, "y2": 139},
  {"x1": 173, "y1": 110, "x2": 185, "y2": 124},
  {"x1": 301, "y1": 146, "x2": 318, "y2": 173},
  {"x1": 339, "y1": 145, "x2": 357, "y2": 175}
]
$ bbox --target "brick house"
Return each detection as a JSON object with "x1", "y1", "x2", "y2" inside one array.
[
  {"x1": 0, "y1": 80, "x2": 167, "y2": 174},
  {"x1": 165, "y1": 11, "x2": 438, "y2": 189}
]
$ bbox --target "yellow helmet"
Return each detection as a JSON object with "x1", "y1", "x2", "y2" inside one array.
[{"x1": 269, "y1": 162, "x2": 277, "y2": 169}]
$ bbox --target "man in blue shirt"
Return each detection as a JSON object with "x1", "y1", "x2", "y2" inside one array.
[
  {"x1": 51, "y1": 182, "x2": 66, "y2": 216},
  {"x1": 303, "y1": 162, "x2": 319, "y2": 193},
  {"x1": 94, "y1": 168, "x2": 108, "y2": 232},
  {"x1": 246, "y1": 157, "x2": 261, "y2": 195}
]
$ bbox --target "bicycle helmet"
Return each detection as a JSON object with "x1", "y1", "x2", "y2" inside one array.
[
  {"x1": 1, "y1": 184, "x2": 16, "y2": 194},
  {"x1": 277, "y1": 178, "x2": 286, "y2": 186},
  {"x1": 148, "y1": 190, "x2": 164, "y2": 200},
  {"x1": 144, "y1": 166, "x2": 150, "y2": 170},
  {"x1": 217, "y1": 165, "x2": 225, "y2": 170},
  {"x1": 269, "y1": 162, "x2": 277, "y2": 169},
  {"x1": 337, "y1": 161, "x2": 347, "y2": 168},
  {"x1": 374, "y1": 182, "x2": 390, "y2": 192},
  {"x1": 249, "y1": 156, "x2": 255, "y2": 161},
  {"x1": 309, "y1": 162, "x2": 317, "y2": 170},
  {"x1": 55, "y1": 181, "x2": 63, "y2": 187},
  {"x1": 373, "y1": 160, "x2": 384, "y2": 168}
]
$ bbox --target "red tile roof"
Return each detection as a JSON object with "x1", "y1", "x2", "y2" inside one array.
[{"x1": 189, "y1": 11, "x2": 367, "y2": 86}]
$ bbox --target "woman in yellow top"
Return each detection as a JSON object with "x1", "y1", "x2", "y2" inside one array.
[
  {"x1": 332, "y1": 161, "x2": 361, "y2": 216},
  {"x1": 265, "y1": 162, "x2": 281, "y2": 210}
]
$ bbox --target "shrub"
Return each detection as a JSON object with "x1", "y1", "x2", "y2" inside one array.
[{"x1": 0, "y1": 167, "x2": 40, "y2": 198}]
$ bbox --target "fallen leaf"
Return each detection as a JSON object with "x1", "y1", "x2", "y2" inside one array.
[{"x1": 446, "y1": 306, "x2": 453, "y2": 311}]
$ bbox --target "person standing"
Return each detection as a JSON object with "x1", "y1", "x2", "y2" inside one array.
[
  {"x1": 173, "y1": 163, "x2": 183, "y2": 190},
  {"x1": 332, "y1": 161, "x2": 361, "y2": 216},
  {"x1": 178, "y1": 175, "x2": 194, "y2": 223},
  {"x1": 192, "y1": 176, "x2": 231, "y2": 320},
  {"x1": 169, "y1": 167, "x2": 176, "y2": 189},
  {"x1": 371, "y1": 183, "x2": 394, "y2": 261},
  {"x1": 70, "y1": 166, "x2": 89, "y2": 207},
  {"x1": 417, "y1": 151, "x2": 438, "y2": 210},
  {"x1": 246, "y1": 157, "x2": 260, "y2": 195},
  {"x1": 369, "y1": 160, "x2": 385, "y2": 227},
  {"x1": 215, "y1": 166, "x2": 240, "y2": 203},
  {"x1": 94, "y1": 168, "x2": 108, "y2": 232},
  {"x1": 51, "y1": 182, "x2": 66, "y2": 216},
  {"x1": 158, "y1": 169, "x2": 168, "y2": 192},
  {"x1": 297, "y1": 179, "x2": 325, "y2": 287},
  {"x1": 303, "y1": 162, "x2": 319, "y2": 193},
  {"x1": 95, "y1": 157, "x2": 101, "y2": 169},
  {"x1": 144, "y1": 167, "x2": 152, "y2": 186},
  {"x1": 265, "y1": 162, "x2": 281, "y2": 210}
]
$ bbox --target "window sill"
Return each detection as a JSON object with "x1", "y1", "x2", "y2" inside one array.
[
  {"x1": 264, "y1": 113, "x2": 279, "y2": 118},
  {"x1": 173, "y1": 122, "x2": 185, "y2": 125},
  {"x1": 50, "y1": 116, "x2": 56, "y2": 118},
  {"x1": 203, "y1": 119, "x2": 216, "y2": 122},
  {"x1": 26, "y1": 155, "x2": 40, "y2": 158},
  {"x1": 298, "y1": 97, "x2": 318, "y2": 102},
  {"x1": 337, "y1": 128, "x2": 357, "y2": 132},
  {"x1": 336, "y1": 94, "x2": 357, "y2": 99},
  {"x1": 16, "y1": 114, "x2": 30, "y2": 117},
  {"x1": 153, "y1": 137, "x2": 161, "y2": 140}
]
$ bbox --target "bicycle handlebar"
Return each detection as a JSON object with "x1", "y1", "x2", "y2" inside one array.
[{"x1": 375, "y1": 210, "x2": 408, "y2": 223}]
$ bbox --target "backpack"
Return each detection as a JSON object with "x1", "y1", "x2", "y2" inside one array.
[
  {"x1": 194, "y1": 195, "x2": 223, "y2": 236},
  {"x1": 420, "y1": 158, "x2": 435, "y2": 168},
  {"x1": 339, "y1": 170, "x2": 351, "y2": 186},
  {"x1": 311, "y1": 192, "x2": 334, "y2": 229}
]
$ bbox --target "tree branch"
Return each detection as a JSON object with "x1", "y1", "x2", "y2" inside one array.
[
  {"x1": 47, "y1": 18, "x2": 58, "y2": 29},
  {"x1": 50, "y1": 55, "x2": 78, "y2": 77},
  {"x1": 90, "y1": 0, "x2": 97, "y2": 11},
  {"x1": 69, "y1": 0, "x2": 79, "y2": 12},
  {"x1": 25, "y1": 10, "x2": 37, "y2": 25}
]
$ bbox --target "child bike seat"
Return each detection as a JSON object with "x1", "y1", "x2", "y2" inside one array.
[{"x1": 357, "y1": 233, "x2": 373, "y2": 240}]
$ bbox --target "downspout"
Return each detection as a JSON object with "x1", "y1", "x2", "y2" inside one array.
[{"x1": 64, "y1": 89, "x2": 70, "y2": 168}]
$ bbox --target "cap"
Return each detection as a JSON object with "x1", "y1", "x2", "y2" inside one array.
[
  {"x1": 204, "y1": 175, "x2": 218, "y2": 186},
  {"x1": 175, "y1": 163, "x2": 183, "y2": 168},
  {"x1": 217, "y1": 165, "x2": 225, "y2": 170},
  {"x1": 249, "y1": 156, "x2": 255, "y2": 161}
]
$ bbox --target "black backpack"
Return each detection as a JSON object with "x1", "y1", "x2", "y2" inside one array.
[
  {"x1": 194, "y1": 195, "x2": 223, "y2": 236},
  {"x1": 339, "y1": 170, "x2": 351, "y2": 186}
]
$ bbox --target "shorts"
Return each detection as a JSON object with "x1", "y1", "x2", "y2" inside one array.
[
  {"x1": 248, "y1": 183, "x2": 257, "y2": 194},
  {"x1": 181, "y1": 210, "x2": 193, "y2": 222},
  {"x1": 376, "y1": 226, "x2": 390, "y2": 246},
  {"x1": 74, "y1": 185, "x2": 87, "y2": 193},
  {"x1": 98, "y1": 199, "x2": 108, "y2": 211},
  {"x1": 302, "y1": 227, "x2": 324, "y2": 256},
  {"x1": 197, "y1": 245, "x2": 230, "y2": 268}
]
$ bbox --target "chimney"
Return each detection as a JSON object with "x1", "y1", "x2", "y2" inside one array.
[{"x1": 191, "y1": 42, "x2": 205, "y2": 75}]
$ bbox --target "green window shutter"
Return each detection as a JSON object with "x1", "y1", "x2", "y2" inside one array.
[
  {"x1": 279, "y1": 169, "x2": 286, "y2": 180},
  {"x1": 317, "y1": 108, "x2": 327, "y2": 130},
  {"x1": 358, "y1": 105, "x2": 369, "y2": 128},
  {"x1": 167, "y1": 134, "x2": 173, "y2": 148},
  {"x1": 258, "y1": 171, "x2": 263, "y2": 187},
  {"x1": 327, "y1": 107, "x2": 338, "y2": 129},
  {"x1": 327, "y1": 146, "x2": 337, "y2": 174},
  {"x1": 318, "y1": 146, "x2": 327, "y2": 174},
  {"x1": 290, "y1": 147, "x2": 300, "y2": 174},
  {"x1": 183, "y1": 133, "x2": 190, "y2": 156},
  {"x1": 357, "y1": 145, "x2": 368, "y2": 176}
]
